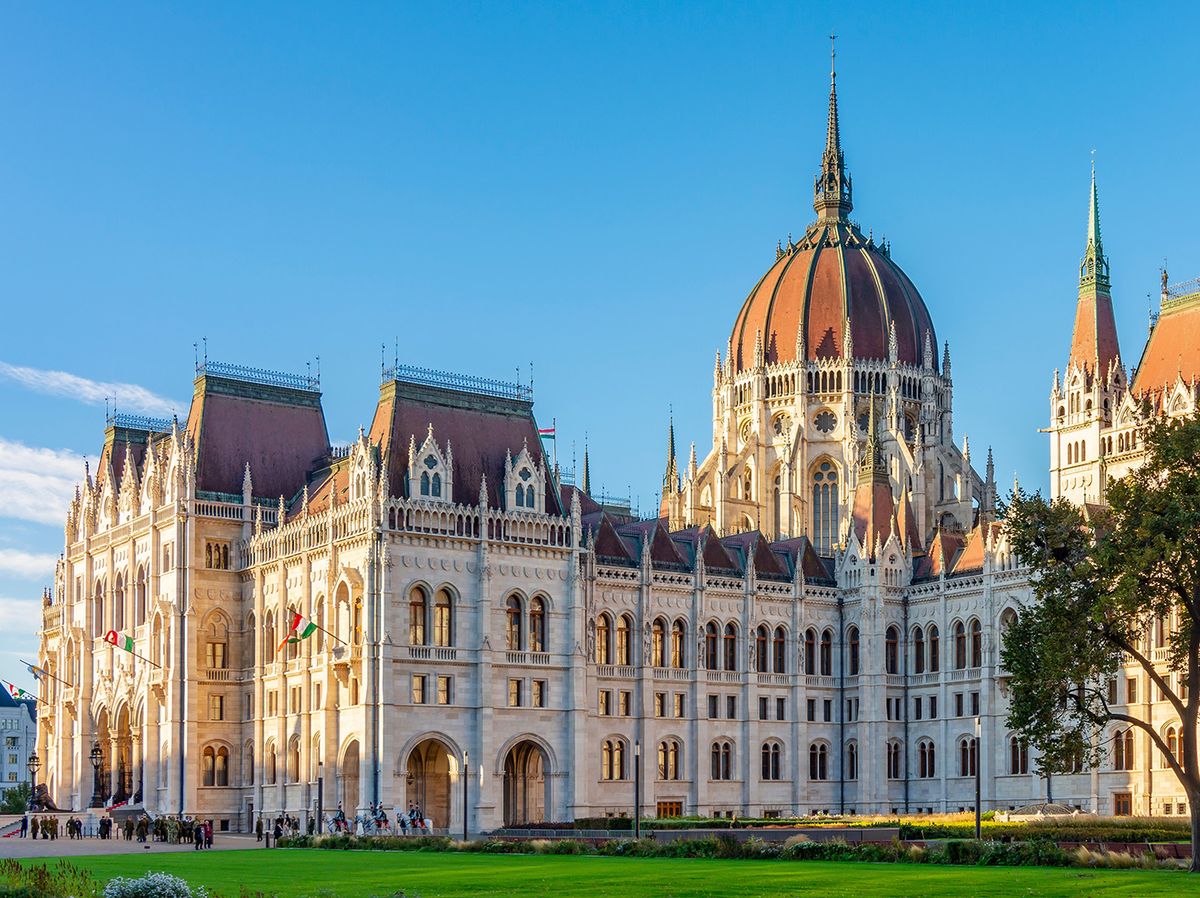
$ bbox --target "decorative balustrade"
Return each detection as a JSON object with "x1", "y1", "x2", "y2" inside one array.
[
  {"x1": 804, "y1": 675, "x2": 835, "y2": 688},
  {"x1": 203, "y1": 668, "x2": 241, "y2": 682},
  {"x1": 756, "y1": 673, "x2": 789, "y2": 686},
  {"x1": 912, "y1": 672, "x2": 941, "y2": 686},
  {"x1": 198, "y1": 359, "x2": 320, "y2": 392},
  {"x1": 652, "y1": 667, "x2": 691, "y2": 682},
  {"x1": 408, "y1": 646, "x2": 460, "y2": 662},
  {"x1": 706, "y1": 670, "x2": 746, "y2": 685},
  {"x1": 948, "y1": 667, "x2": 981, "y2": 681},
  {"x1": 384, "y1": 363, "x2": 532, "y2": 402},
  {"x1": 505, "y1": 651, "x2": 551, "y2": 666}
]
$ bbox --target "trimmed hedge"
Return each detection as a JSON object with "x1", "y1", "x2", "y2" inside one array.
[{"x1": 275, "y1": 833, "x2": 1176, "y2": 870}]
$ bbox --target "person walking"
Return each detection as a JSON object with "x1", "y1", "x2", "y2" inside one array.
[
  {"x1": 193, "y1": 821, "x2": 204, "y2": 850},
  {"x1": 19, "y1": 813, "x2": 27, "y2": 838},
  {"x1": 205, "y1": 820, "x2": 214, "y2": 849},
  {"x1": 255, "y1": 814, "x2": 263, "y2": 842}
]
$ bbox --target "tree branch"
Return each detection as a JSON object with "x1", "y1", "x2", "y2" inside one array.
[{"x1": 1103, "y1": 626, "x2": 1186, "y2": 718}]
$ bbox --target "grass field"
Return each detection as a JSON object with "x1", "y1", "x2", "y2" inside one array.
[{"x1": 28, "y1": 849, "x2": 1200, "y2": 898}]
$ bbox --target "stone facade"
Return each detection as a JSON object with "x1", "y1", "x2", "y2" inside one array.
[{"x1": 33, "y1": 68, "x2": 1200, "y2": 833}]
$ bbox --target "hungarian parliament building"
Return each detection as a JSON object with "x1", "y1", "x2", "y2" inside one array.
[{"x1": 33, "y1": 65, "x2": 1200, "y2": 833}]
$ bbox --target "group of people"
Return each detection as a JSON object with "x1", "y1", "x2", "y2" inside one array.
[
  {"x1": 255, "y1": 813, "x2": 302, "y2": 842},
  {"x1": 18, "y1": 812, "x2": 212, "y2": 845},
  {"x1": 20, "y1": 815, "x2": 61, "y2": 839},
  {"x1": 319, "y1": 802, "x2": 430, "y2": 836}
]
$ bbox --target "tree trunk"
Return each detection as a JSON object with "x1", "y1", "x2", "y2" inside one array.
[{"x1": 1191, "y1": 797, "x2": 1200, "y2": 873}]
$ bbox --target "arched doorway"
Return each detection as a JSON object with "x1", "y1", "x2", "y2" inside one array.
[
  {"x1": 405, "y1": 739, "x2": 457, "y2": 830},
  {"x1": 340, "y1": 740, "x2": 361, "y2": 814},
  {"x1": 93, "y1": 708, "x2": 111, "y2": 807},
  {"x1": 113, "y1": 705, "x2": 132, "y2": 803},
  {"x1": 502, "y1": 740, "x2": 548, "y2": 826}
]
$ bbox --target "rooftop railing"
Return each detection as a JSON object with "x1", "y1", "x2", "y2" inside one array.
[
  {"x1": 106, "y1": 412, "x2": 174, "y2": 432},
  {"x1": 384, "y1": 363, "x2": 533, "y2": 402},
  {"x1": 197, "y1": 359, "x2": 320, "y2": 392}
]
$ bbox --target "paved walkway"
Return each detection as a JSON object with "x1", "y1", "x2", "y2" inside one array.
[{"x1": 0, "y1": 834, "x2": 263, "y2": 858}]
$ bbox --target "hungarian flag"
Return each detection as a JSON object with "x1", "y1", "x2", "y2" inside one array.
[
  {"x1": 538, "y1": 427, "x2": 555, "y2": 440},
  {"x1": 105, "y1": 630, "x2": 134, "y2": 652},
  {"x1": 278, "y1": 612, "x2": 317, "y2": 651},
  {"x1": 7, "y1": 684, "x2": 32, "y2": 701}
]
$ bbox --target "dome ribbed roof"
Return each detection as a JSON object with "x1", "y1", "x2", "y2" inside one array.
[
  {"x1": 729, "y1": 57, "x2": 937, "y2": 374},
  {"x1": 730, "y1": 221, "x2": 936, "y2": 372}
]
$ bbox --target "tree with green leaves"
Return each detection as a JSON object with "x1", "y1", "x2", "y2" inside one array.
[
  {"x1": 1002, "y1": 413, "x2": 1200, "y2": 870},
  {"x1": 0, "y1": 781, "x2": 31, "y2": 815}
]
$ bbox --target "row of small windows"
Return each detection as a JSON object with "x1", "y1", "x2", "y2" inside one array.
[
  {"x1": 87, "y1": 569, "x2": 150, "y2": 638},
  {"x1": 1066, "y1": 440, "x2": 1087, "y2": 465},
  {"x1": 409, "y1": 586, "x2": 455, "y2": 647},
  {"x1": 507, "y1": 595, "x2": 548, "y2": 653}
]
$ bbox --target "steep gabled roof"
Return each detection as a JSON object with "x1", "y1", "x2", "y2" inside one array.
[
  {"x1": 591, "y1": 513, "x2": 635, "y2": 563},
  {"x1": 719, "y1": 531, "x2": 789, "y2": 579},
  {"x1": 616, "y1": 518, "x2": 689, "y2": 568},
  {"x1": 770, "y1": 536, "x2": 834, "y2": 582},
  {"x1": 186, "y1": 373, "x2": 329, "y2": 500},
  {"x1": 369, "y1": 378, "x2": 562, "y2": 514}
]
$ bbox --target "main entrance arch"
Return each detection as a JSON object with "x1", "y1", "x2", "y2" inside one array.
[
  {"x1": 502, "y1": 740, "x2": 548, "y2": 826},
  {"x1": 404, "y1": 738, "x2": 458, "y2": 830}
]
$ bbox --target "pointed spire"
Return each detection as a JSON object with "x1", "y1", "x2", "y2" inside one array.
[
  {"x1": 942, "y1": 341, "x2": 952, "y2": 378},
  {"x1": 1080, "y1": 158, "x2": 1110, "y2": 291},
  {"x1": 859, "y1": 392, "x2": 886, "y2": 481},
  {"x1": 662, "y1": 410, "x2": 679, "y2": 495},
  {"x1": 922, "y1": 329, "x2": 934, "y2": 371},
  {"x1": 813, "y1": 35, "x2": 853, "y2": 221},
  {"x1": 581, "y1": 440, "x2": 591, "y2": 495}
]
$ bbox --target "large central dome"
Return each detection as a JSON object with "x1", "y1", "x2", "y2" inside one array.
[{"x1": 729, "y1": 65, "x2": 937, "y2": 373}]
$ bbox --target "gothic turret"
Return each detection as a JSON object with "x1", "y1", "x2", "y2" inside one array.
[
  {"x1": 1068, "y1": 163, "x2": 1121, "y2": 376},
  {"x1": 813, "y1": 39, "x2": 853, "y2": 221}
]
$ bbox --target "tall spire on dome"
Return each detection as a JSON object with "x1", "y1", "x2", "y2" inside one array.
[
  {"x1": 814, "y1": 34, "x2": 853, "y2": 221},
  {"x1": 662, "y1": 410, "x2": 679, "y2": 494},
  {"x1": 1068, "y1": 157, "x2": 1121, "y2": 376}
]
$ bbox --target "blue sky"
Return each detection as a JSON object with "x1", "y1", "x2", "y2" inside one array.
[{"x1": 1, "y1": 2, "x2": 1197, "y2": 670}]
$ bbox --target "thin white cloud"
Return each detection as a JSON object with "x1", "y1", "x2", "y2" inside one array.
[
  {"x1": 0, "y1": 438, "x2": 89, "y2": 526},
  {"x1": 0, "y1": 596, "x2": 44, "y2": 654},
  {"x1": 0, "y1": 548, "x2": 58, "y2": 579},
  {"x1": 0, "y1": 361, "x2": 181, "y2": 418}
]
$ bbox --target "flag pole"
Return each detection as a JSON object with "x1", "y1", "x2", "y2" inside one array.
[
  {"x1": 0, "y1": 679, "x2": 36, "y2": 700},
  {"x1": 20, "y1": 660, "x2": 73, "y2": 689},
  {"x1": 103, "y1": 638, "x2": 161, "y2": 669}
]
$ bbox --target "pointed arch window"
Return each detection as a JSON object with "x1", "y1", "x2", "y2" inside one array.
[
  {"x1": 658, "y1": 740, "x2": 680, "y2": 780},
  {"x1": 723, "y1": 623, "x2": 738, "y2": 671},
  {"x1": 616, "y1": 614, "x2": 632, "y2": 666},
  {"x1": 959, "y1": 737, "x2": 977, "y2": 777},
  {"x1": 913, "y1": 626, "x2": 925, "y2": 674},
  {"x1": 595, "y1": 613, "x2": 612, "y2": 665},
  {"x1": 705, "y1": 622, "x2": 719, "y2": 671},
  {"x1": 433, "y1": 589, "x2": 453, "y2": 647},
  {"x1": 808, "y1": 743, "x2": 828, "y2": 781},
  {"x1": 811, "y1": 461, "x2": 840, "y2": 555},
  {"x1": 804, "y1": 629, "x2": 816, "y2": 676},
  {"x1": 954, "y1": 621, "x2": 967, "y2": 670},
  {"x1": 670, "y1": 619, "x2": 686, "y2": 668},
  {"x1": 847, "y1": 626, "x2": 860, "y2": 676},
  {"x1": 918, "y1": 740, "x2": 936, "y2": 778},
  {"x1": 772, "y1": 626, "x2": 786, "y2": 673},
  {"x1": 652, "y1": 618, "x2": 666, "y2": 668},
  {"x1": 928, "y1": 625, "x2": 940, "y2": 672},
  {"x1": 506, "y1": 596, "x2": 524, "y2": 652},
  {"x1": 845, "y1": 742, "x2": 858, "y2": 780},
  {"x1": 711, "y1": 741, "x2": 733, "y2": 780},
  {"x1": 761, "y1": 742, "x2": 781, "y2": 781},
  {"x1": 755, "y1": 626, "x2": 769, "y2": 673},
  {"x1": 885, "y1": 625, "x2": 899, "y2": 675},
  {"x1": 819, "y1": 629, "x2": 832, "y2": 677},
  {"x1": 1009, "y1": 736, "x2": 1028, "y2": 774},
  {"x1": 409, "y1": 587, "x2": 428, "y2": 646},
  {"x1": 529, "y1": 598, "x2": 546, "y2": 653},
  {"x1": 969, "y1": 619, "x2": 982, "y2": 668}
]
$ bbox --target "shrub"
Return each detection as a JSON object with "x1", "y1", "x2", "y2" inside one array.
[{"x1": 103, "y1": 873, "x2": 205, "y2": 898}]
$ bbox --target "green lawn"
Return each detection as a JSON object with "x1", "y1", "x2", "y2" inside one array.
[{"x1": 29, "y1": 849, "x2": 1200, "y2": 898}]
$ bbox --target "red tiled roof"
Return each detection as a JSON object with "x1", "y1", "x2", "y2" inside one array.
[
  {"x1": 729, "y1": 220, "x2": 937, "y2": 372},
  {"x1": 369, "y1": 379, "x2": 562, "y2": 514},
  {"x1": 186, "y1": 375, "x2": 329, "y2": 500},
  {"x1": 1068, "y1": 288, "x2": 1121, "y2": 378},
  {"x1": 1132, "y1": 295, "x2": 1200, "y2": 396}
]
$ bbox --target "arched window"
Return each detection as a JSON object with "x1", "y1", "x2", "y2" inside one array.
[
  {"x1": 1009, "y1": 736, "x2": 1028, "y2": 774},
  {"x1": 431, "y1": 472, "x2": 442, "y2": 498},
  {"x1": 135, "y1": 566, "x2": 147, "y2": 627},
  {"x1": 969, "y1": 620, "x2": 982, "y2": 668},
  {"x1": 595, "y1": 613, "x2": 611, "y2": 664},
  {"x1": 1166, "y1": 727, "x2": 1184, "y2": 767},
  {"x1": 711, "y1": 741, "x2": 733, "y2": 781},
  {"x1": 723, "y1": 623, "x2": 738, "y2": 671},
  {"x1": 420, "y1": 471, "x2": 431, "y2": 496},
  {"x1": 658, "y1": 740, "x2": 680, "y2": 780},
  {"x1": 928, "y1": 625, "x2": 940, "y2": 673},
  {"x1": 705, "y1": 622, "x2": 719, "y2": 671},
  {"x1": 761, "y1": 742, "x2": 781, "y2": 781},
  {"x1": 918, "y1": 740, "x2": 935, "y2": 778},
  {"x1": 913, "y1": 626, "x2": 925, "y2": 675},
  {"x1": 204, "y1": 614, "x2": 228, "y2": 670},
  {"x1": 313, "y1": 598, "x2": 325, "y2": 652},
  {"x1": 244, "y1": 742, "x2": 254, "y2": 786},
  {"x1": 808, "y1": 743, "x2": 828, "y2": 781},
  {"x1": 819, "y1": 629, "x2": 832, "y2": 677},
  {"x1": 954, "y1": 621, "x2": 967, "y2": 670},
  {"x1": 92, "y1": 579, "x2": 105, "y2": 638},
  {"x1": 529, "y1": 598, "x2": 546, "y2": 653},
  {"x1": 847, "y1": 626, "x2": 860, "y2": 676},
  {"x1": 845, "y1": 742, "x2": 858, "y2": 780},
  {"x1": 602, "y1": 739, "x2": 626, "y2": 780},
  {"x1": 113, "y1": 573, "x2": 125, "y2": 631},
  {"x1": 670, "y1": 619, "x2": 686, "y2": 668},
  {"x1": 755, "y1": 626, "x2": 769, "y2": 673},
  {"x1": 288, "y1": 737, "x2": 301, "y2": 783},
  {"x1": 811, "y1": 461, "x2": 840, "y2": 555},
  {"x1": 264, "y1": 612, "x2": 276, "y2": 663},
  {"x1": 743, "y1": 468, "x2": 753, "y2": 501},
  {"x1": 202, "y1": 746, "x2": 216, "y2": 787},
  {"x1": 885, "y1": 626, "x2": 899, "y2": 675},
  {"x1": 1113, "y1": 729, "x2": 1134, "y2": 771},
  {"x1": 652, "y1": 618, "x2": 666, "y2": 668},
  {"x1": 887, "y1": 742, "x2": 902, "y2": 779},
  {"x1": 434, "y1": 589, "x2": 453, "y2": 647},
  {"x1": 507, "y1": 596, "x2": 523, "y2": 652},
  {"x1": 959, "y1": 737, "x2": 977, "y2": 777},
  {"x1": 265, "y1": 742, "x2": 277, "y2": 785},
  {"x1": 772, "y1": 626, "x2": 786, "y2": 673},
  {"x1": 804, "y1": 629, "x2": 816, "y2": 675},
  {"x1": 515, "y1": 484, "x2": 525, "y2": 507},
  {"x1": 215, "y1": 746, "x2": 228, "y2": 787},
  {"x1": 616, "y1": 614, "x2": 632, "y2": 666}
]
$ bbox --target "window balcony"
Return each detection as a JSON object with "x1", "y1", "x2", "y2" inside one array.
[
  {"x1": 408, "y1": 645, "x2": 459, "y2": 662},
  {"x1": 505, "y1": 650, "x2": 552, "y2": 666}
]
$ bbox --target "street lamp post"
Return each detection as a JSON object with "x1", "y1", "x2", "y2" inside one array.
[
  {"x1": 26, "y1": 752, "x2": 39, "y2": 813},
  {"x1": 89, "y1": 743, "x2": 103, "y2": 809},
  {"x1": 462, "y1": 750, "x2": 469, "y2": 842},
  {"x1": 317, "y1": 761, "x2": 324, "y2": 834},
  {"x1": 974, "y1": 716, "x2": 982, "y2": 840},
  {"x1": 633, "y1": 740, "x2": 641, "y2": 841}
]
